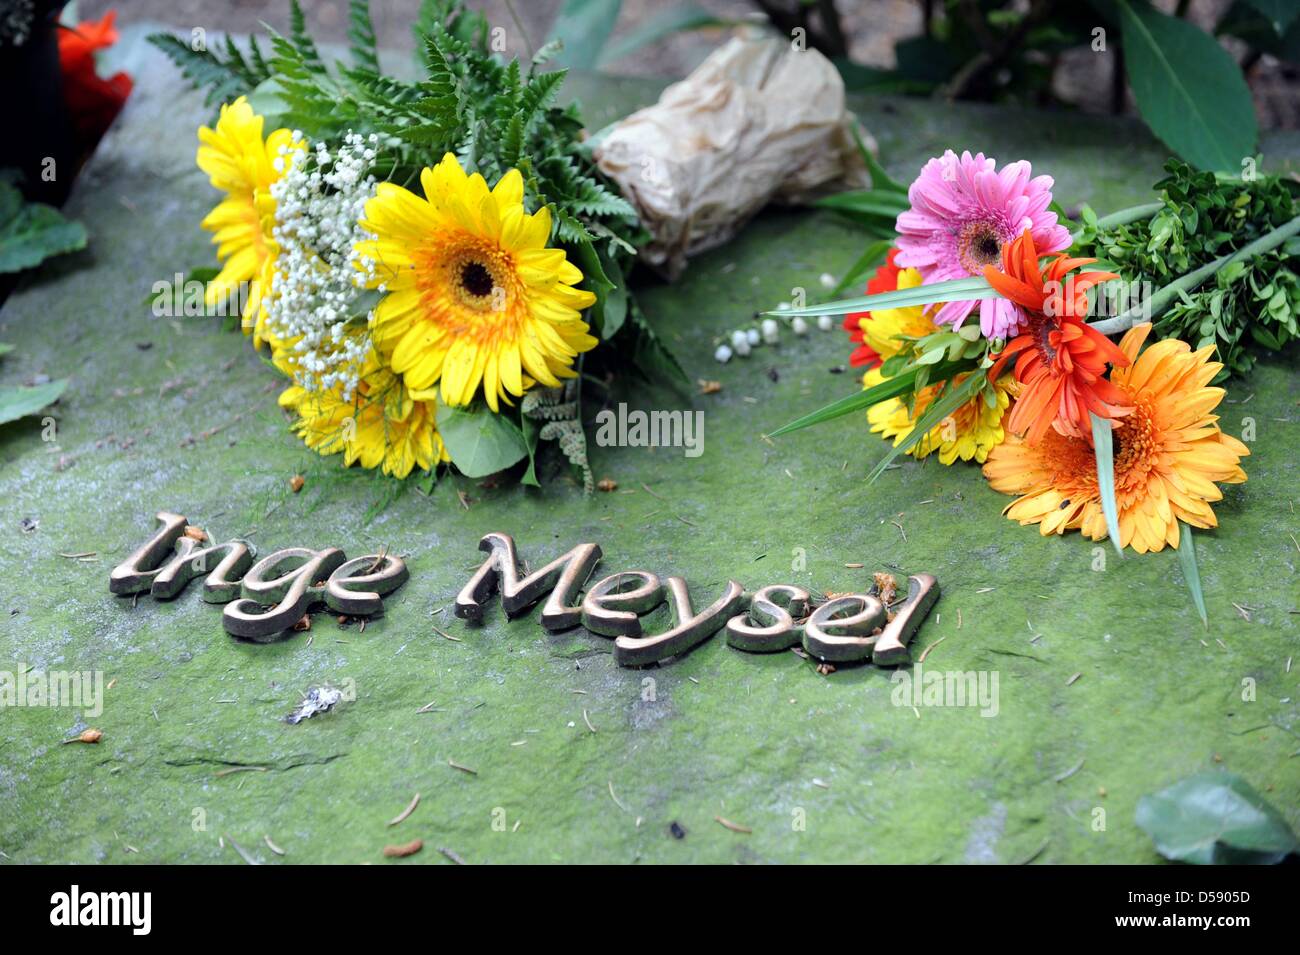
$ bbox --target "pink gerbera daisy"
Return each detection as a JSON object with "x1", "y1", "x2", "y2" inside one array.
[{"x1": 894, "y1": 150, "x2": 1070, "y2": 339}]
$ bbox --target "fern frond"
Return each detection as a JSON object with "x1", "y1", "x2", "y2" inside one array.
[
  {"x1": 347, "y1": 0, "x2": 380, "y2": 72},
  {"x1": 288, "y1": 0, "x2": 325, "y2": 71}
]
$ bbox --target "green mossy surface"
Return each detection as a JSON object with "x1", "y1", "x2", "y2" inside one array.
[{"x1": 1, "y1": 28, "x2": 1297, "y2": 864}]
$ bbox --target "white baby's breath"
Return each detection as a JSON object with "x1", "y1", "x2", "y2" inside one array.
[{"x1": 265, "y1": 132, "x2": 380, "y2": 399}]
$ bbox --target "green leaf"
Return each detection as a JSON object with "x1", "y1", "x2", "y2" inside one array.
[
  {"x1": 573, "y1": 237, "x2": 623, "y2": 338},
  {"x1": 813, "y1": 190, "x2": 911, "y2": 219},
  {"x1": 547, "y1": 0, "x2": 623, "y2": 70},
  {"x1": 597, "y1": 3, "x2": 734, "y2": 66},
  {"x1": 625, "y1": 300, "x2": 689, "y2": 391},
  {"x1": 770, "y1": 275, "x2": 997, "y2": 318},
  {"x1": 1136, "y1": 771, "x2": 1299, "y2": 864},
  {"x1": 0, "y1": 343, "x2": 14, "y2": 358},
  {"x1": 1243, "y1": 0, "x2": 1299, "y2": 35},
  {"x1": 771, "y1": 360, "x2": 972, "y2": 437},
  {"x1": 435, "y1": 401, "x2": 529, "y2": 478},
  {"x1": 520, "y1": 412, "x2": 542, "y2": 487},
  {"x1": 0, "y1": 379, "x2": 68, "y2": 426},
  {"x1": 851, "y1": 125, "x2": 907, "y2": 195},
  {"x1": 830, "y1": 239, "x2": 893, "y2": 297},
  {"x1": 245, "y1": 75, "x2": 293, "y2": 132},
  {"x1": 1090, "y1": 412, "x2": 1125, "y2": 558},
  {"x1": 866, "y1": 371, "x2": 981, "y2": 482},
  {"x1": 1116, "y1": 0, "x2": 1258, "y2": 171},
  {"x1": 1177, "y1": 520, "x2": 1208, "y2": 626},
  {"x1": 0, "y1": 182, "x2": 87, "y2": 274}
]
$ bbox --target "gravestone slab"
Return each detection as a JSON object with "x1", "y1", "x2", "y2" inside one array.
[{"x1": 0, "y1": 26, "x2": 1296, "y2": 863}]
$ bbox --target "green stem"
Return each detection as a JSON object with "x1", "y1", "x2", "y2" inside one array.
[
  {"x1": 1069, "y1": 201, "x2": 1163, "y2": 243},
  {"x1": 1089, "y1": 213, "x2": 1300, "y2": 336}
]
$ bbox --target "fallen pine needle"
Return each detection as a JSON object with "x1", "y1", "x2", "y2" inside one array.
[
  {"x1": 917, "y1": 637, "x2": 945, "y2": 663},
  {"x1": 263, "y1": 835, "x2": 286, "y2": 856},
  {"x1": 714, "y1": 815, "x2": 752, "y2": 834},
  {"x1": 225, "y1": 834, "x2": 259, "y2": 865},
  {"x1": 433, "y1": 626, "x2": 462, "y2": 642},
  {"x1": 608, "y1": 781, "x2": 630, "y2": 813},
  {"x1": 438, "y1": 846, "x2": 466, "y2": 865},
  {"x1": 214, "y1": 765, "x2": 267, "y2": 778},
  {"x1": 388, "y1": 792, "x2": 420, "y2": 827},
  {"x1": 448, "y1": 758, "x2": 478, "y2": 775},
  {"x1": 583, "y1": 709, "x2": 597, "y2": 733},
  {"x1": 1052, "y1": 758, "x2": 1085, "y2": 783}
]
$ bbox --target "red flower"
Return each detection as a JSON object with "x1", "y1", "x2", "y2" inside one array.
[
  {"x1": 842, "y1": 248, "x2": 902, "y2": 368},
  {"x1": 58, "y1": 11, "x2": 133, "y2": 153},
  {"x1": 986, "y1": 229, "x2": 1131, "y2": 445}
]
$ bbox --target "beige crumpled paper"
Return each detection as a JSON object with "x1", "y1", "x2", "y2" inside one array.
[{"x1": 593, "y1": 32, "x2": 871, "y2": 279}]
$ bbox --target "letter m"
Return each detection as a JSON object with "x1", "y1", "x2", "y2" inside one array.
[{"x1": 454, "y1": 533, "x2": 602, "y2": 631}]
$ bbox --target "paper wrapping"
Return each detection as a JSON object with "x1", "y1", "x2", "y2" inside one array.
[{"x1": 593, "y1": 32, "x2": 872, "y2": 279}]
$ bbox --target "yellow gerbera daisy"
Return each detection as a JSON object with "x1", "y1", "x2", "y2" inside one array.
[
  {"x1": 982, "y1": 323, "x2": 1249, "y2": 553},
  {"x1": 867, "y1": 368, "x2": 1016, "y2": 465},
  {"x1": 355, "y1": 152, "x2": 598, "y2": 413},
  {"x1": 857, "y1": 266, "x2": 1015, "y2": 465},
  {"x1": 279, "y1": 353, "x2": 449, "y2": 480},
  {"x1": 856, "y1": 267, "x2": 937, "y2": 359},
  {"x1": 196, "y1": 96, "x2": 301, "y2": 348}
]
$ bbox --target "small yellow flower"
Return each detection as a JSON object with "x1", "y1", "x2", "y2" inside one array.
[
  {"x1": 196, "y1": 97, "x2": 301, "y2": 348},
  {"x1": 355, "y1": 152, "x2": 597, "y2": 413},
  {"x1": 858, "y1": 266, "x2": 1014, "y2": 465},
  {"x1": 867, "y1": 368, "x2": 1016, "y2": 465},
  {"x1": 278, "y1": 352, "x2": 449, "y2": 480},
  {"x1": 856, "y1": 268, "x2": 936, "y2": 361}
]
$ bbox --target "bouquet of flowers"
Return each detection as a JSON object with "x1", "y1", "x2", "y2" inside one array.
[
  {"x1": 150, "y1": 0, "x2": 684, "y2": 492},
  {"x1": 773, "y1": 150, "x2": 1300, "y2": 616}
]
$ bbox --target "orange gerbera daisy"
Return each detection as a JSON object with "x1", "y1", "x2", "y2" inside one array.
[
  {"x1": 983, "y1": 323, "x2": 1248, "y2": 553},
  {"x1": 985, "y1": 229, "x2": 1131, "y2": 445}
]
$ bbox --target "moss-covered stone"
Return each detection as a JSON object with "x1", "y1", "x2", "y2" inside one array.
[{"x1": 0, "y1": 28, "x2": 1295, "y2": 864}]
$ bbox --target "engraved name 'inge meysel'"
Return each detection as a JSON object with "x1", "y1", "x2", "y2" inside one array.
[{"x1": 110, "y1": 514, "x2": 939, "y2": 666}]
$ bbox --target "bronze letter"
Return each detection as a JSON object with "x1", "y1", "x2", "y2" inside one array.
[
  {"x1": 871, "y1": 573, "x2": 940, "y2": 665},
  {"x1": 150, "y1": 537, "x2": 256, "y2": 602},
  {"x1": 726, "y1": 584, "x2": 808, "y2": 652},
  {"x1": 222, "y1": 548, "x2": 347, "y2": 641},
  {"x1": 615, "y1": 577, "x2": 747, "y2": 667},
  {"x1": 455, "y1": 532, "x2": 602, "y2": 631},
  {"x1": 581, "y1": 571, "x2": 663, "y2": 637},
  {"x1": 325, "y1": 554, "x2": 409, "y2": 617},
  {"x1": 109, "y1": 512, "x2": 187, "y2": 595},
  {"x1": 803, "y1": 594, "x2": 888, "y2": 663}
]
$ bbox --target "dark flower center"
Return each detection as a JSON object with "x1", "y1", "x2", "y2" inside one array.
[
  {"x1": 957, "y1": 221, "x2": 1004, "y2": 275},
  {"x1": 460, "y1": 261, "x2": 494, "y2": 298}
]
